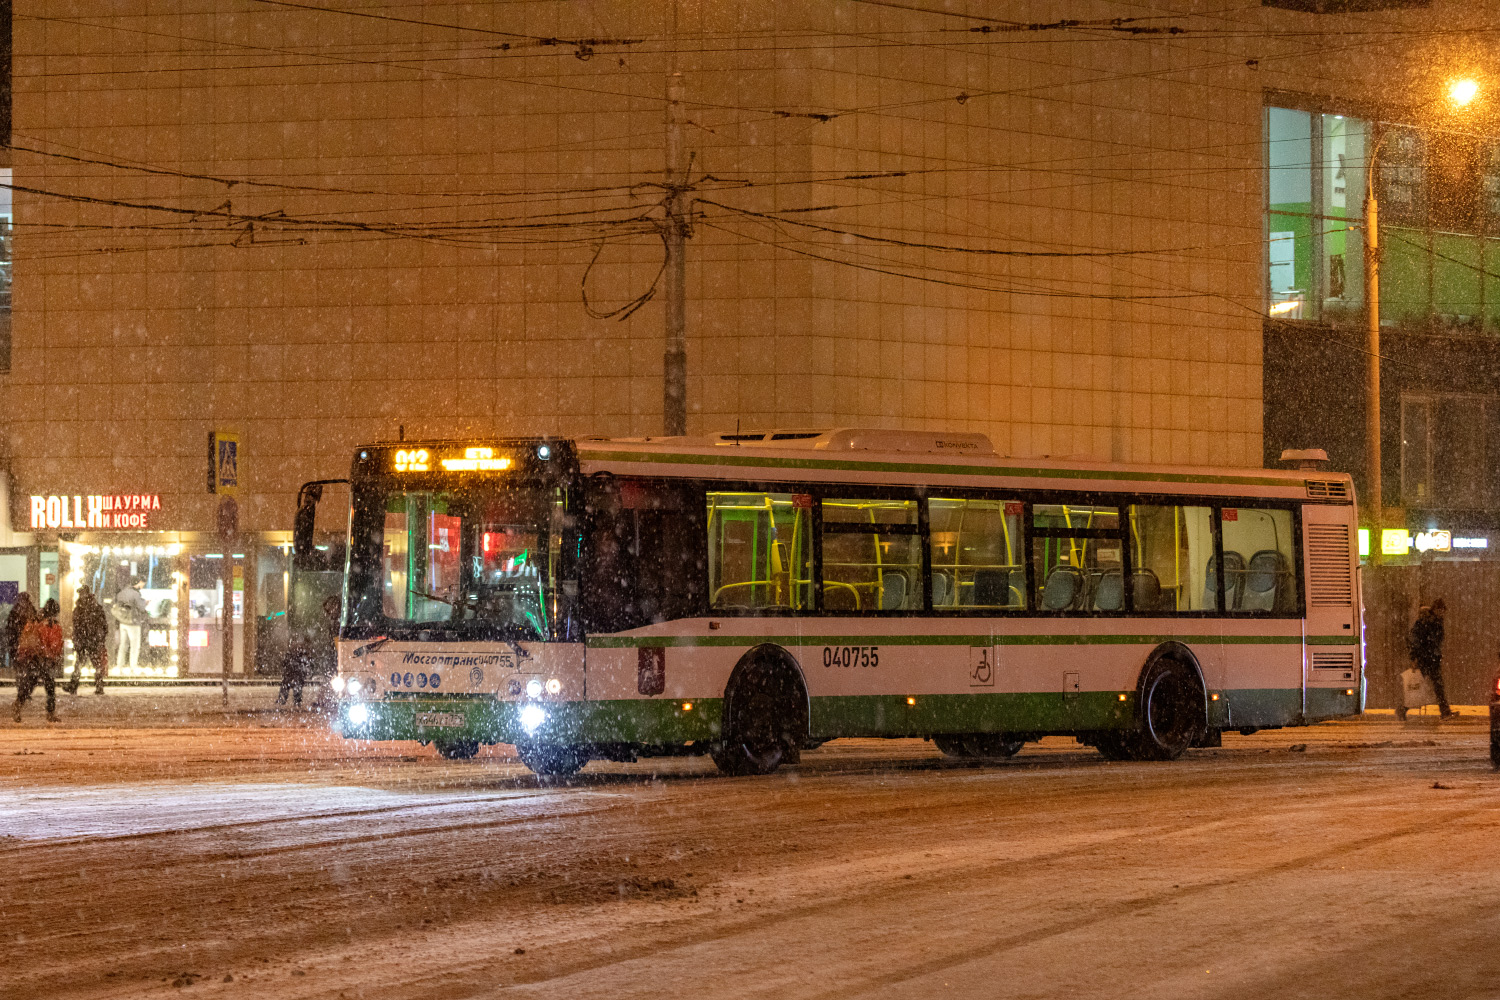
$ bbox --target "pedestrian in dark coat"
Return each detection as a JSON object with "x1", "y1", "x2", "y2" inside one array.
[
  {"x1": 5, "y1": 592, "x2": 36, "y2": 671},
  {"x1": 12, "y1": 599, "x2": 62, "y2": 723},
  {"x1": 66, "y1": 586, "x2": 109, "y2": 695},
  {"x1": 1403, "y1": 598, "x2": 1453, "y2": 720}
]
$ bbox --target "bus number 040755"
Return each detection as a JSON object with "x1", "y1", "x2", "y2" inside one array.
[{"x1": 823, "y1": 646, "x2": 879, "y2": 668}]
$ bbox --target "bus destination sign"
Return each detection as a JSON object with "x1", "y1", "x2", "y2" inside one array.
[{"x1": 392, "y1": 446, "x2": 514, "y2": 474}]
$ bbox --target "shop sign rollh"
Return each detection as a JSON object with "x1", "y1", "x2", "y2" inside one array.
[{"x1": 30, "y1": 494, "x2": 161, "y2": 530}]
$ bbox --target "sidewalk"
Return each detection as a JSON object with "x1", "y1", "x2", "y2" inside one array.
[
  {"x1": 5, "y1": 683, "x2": 334, "y2": 729},
  {"x1": 1359, "y1": 705, "x2": 1490, "y2": 726}
]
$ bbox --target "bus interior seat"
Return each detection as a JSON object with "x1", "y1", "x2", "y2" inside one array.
[
  {"x1": 880, "y1": 572, "x2": 909, "y2": 611},
  {"x1": 1042, "y1": 566, "x2": 1084, "y2": 611},
  {"x1": 1092, "y1": 569, "x2": 1124, "y2": 611},
  {"x1": 1132, "y1": 569, "x2": 1163, "y2": 611},
  {"x1": 931, "y1": 572, "x2": 952, "y2": 607},
  {"x1": 973, "y1": 568, "x2": 1010, "y2": 607},
  {"x1": 1205, "y1": 551, "x2": 1247, "y2": 609},
  {"x1": 1242, "y1": 550, "x2": 1289, "y2": 611}
]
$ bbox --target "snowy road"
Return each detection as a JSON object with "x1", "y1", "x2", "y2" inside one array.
[{"x1": 3, "y1": 720, "x2": 1498, "y2": 1000}]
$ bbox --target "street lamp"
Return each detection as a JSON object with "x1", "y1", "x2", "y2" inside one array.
[{"x1": 1362, "y1": 79, "x2": 1479, "y2": 565}]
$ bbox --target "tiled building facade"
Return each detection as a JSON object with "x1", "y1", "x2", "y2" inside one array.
[{"x1": 0, "y1": 0, "x2": 1491, "y2": 681}]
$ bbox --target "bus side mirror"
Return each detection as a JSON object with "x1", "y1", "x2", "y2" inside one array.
[{"x1": 293, "y1": 482, "x2": 324, "y2": 560}]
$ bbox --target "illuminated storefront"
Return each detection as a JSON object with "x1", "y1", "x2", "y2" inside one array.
[
  {"x1": 15, "y1": 492, "x2": 303, "y2": 680},
  {"x1": 1359, "y1": 525, "x2": 1494, "y2": 563}
]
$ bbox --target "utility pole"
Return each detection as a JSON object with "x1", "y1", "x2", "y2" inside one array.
[
  {"x1": 1363, "y1": 123, "x2": 1383, "y2": 567},
  {"x1": 662, "y1": 70, "x2": 689, "y2": 436}
]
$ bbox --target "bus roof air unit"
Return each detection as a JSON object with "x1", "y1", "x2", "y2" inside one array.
[{"x1": 708, "y1": 428, "x2": 995, "y2": 456}]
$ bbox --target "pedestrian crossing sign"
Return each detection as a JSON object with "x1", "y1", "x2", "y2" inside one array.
[{"x1": 209, "y1": 430, "x2": 240, "y2": 496}]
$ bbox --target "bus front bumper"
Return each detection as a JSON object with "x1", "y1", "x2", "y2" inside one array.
[{"x1": 335, "y1": 695, "x2": 724, "y2": 746}]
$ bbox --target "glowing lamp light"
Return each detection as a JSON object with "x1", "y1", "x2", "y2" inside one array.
[
  {"x1": 347, "y1": 703, "x2": 370, "y2": 725},
  {"x1": 347, "y1": 678, "x2": 362, "y2": 695},
  {"x1": 526, "y1": 679, "x2": 543, "y2": 698},
  {"x1": 1381, "y1": 529, "x2": 1412, "y2": 556},
  {"x1": 519, "y1": 704, "x2": 547, "y2": 733},
  {"x1": 545, "y1": 678, "x2": 562, "y2": 695},
  {"x1": 1450, "y1": 78, "x2": 1480, "y2": 107},
  {"x1": 906, "y1": 696, "x2": 917, "y2": 706},
  {"x1": 331, "y1": 676, "x2": 346, "y2": 693}
]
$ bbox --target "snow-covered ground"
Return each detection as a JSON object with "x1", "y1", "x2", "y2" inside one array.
[{"x1": 1, "y1": 713, "x2": 1496, "y2": 999}]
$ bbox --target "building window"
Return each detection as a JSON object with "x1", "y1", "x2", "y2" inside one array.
[
  {"x1": 1266, "y1": 107, "x2": 1366, "y2": 322},
  {"x1": 1401, "y1": 394, "x2": 1500, "y2": 508},
  {"x1": 1268, "y1": 103, "x2": 1500, "y2": 333},
  {"x1": 0, "y1": 0, "x2": 10, "y2": 373},
  {"x1": 0, "y1": 180, "x2": 10, "y2": 373}
]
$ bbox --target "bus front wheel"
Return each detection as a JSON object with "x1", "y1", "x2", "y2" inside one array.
[
  {"x1": 518, "y1": 742, "x2": 588, "y2": 777},
  {"x1": 712, "y1": 659, "x2": 805, "y2": 776}
]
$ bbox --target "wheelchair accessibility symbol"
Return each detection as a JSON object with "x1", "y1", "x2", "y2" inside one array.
[{"x1": 970, "y1": 646, "x2": 996, "y2": 687}]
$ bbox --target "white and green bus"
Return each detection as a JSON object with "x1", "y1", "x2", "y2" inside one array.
[{"x1": 316, "y1": 429, "x2": 1363, "y2": 776}]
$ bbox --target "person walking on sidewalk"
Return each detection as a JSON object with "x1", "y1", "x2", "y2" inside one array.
[
  {"x1": 4, "y1": 591, "x2": 36, "y2": 671},
  {"x1": 1402, "y1": 598, "x2": 1454, "y2": 721},
  {"x1": 66, "y1": 585, "x2": 109, "y2": 695},
  {"x1": 12, "y1": 599, "x2": 63, "y2": 723},
  {"x1": 112, "y1": 578, "x2": 150, "y2": 674}
]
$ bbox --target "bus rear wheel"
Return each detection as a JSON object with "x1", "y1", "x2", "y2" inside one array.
[
  {"x1": 435, "y1": 739, "x2": 479, "y2": 760},
  {"x1": 518, "y1": 742, "x2": 587, "y2": 777},
  {"x1": 1092, "y1": 731, "x2": 1134, "y2": 760},
  {"x1": 1129, "y1": 659, "x2": 1205, "y2": 761}
]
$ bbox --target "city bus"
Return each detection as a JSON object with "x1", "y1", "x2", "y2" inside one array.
[{"x1": 309, "y1": 429, "x2": 1363, "y2": 776}]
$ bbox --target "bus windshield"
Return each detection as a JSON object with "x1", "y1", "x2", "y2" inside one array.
[{"x1": 347, "y1": 482, "x2": 576, "y2": 640}]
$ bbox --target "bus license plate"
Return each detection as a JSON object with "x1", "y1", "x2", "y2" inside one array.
[{"x1": 415, "y1": 712, "x2": 464, "y2": 728}]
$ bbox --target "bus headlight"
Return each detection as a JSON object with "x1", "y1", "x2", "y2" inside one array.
[
  {"x1": 331, "y1": 676, "x2": 346, "y2": 694},
  {"x1": 526, "y1": 679, "x2": 543, "y2": 698},
  {"x1": 346, "y1": 677, "x2": 362, "y2": 696},
  {"x1": 348, "y1": 703, "x2": 370, "y2": 725},
  {"x1": 545, "y1": 678, "x2": 562, "y2": 695},
  {"x1": 519, "y1": 704, "x2": 547, "y2": 734}
]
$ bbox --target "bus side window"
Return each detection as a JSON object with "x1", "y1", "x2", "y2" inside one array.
[
  {"x1": 1220, "y1": 507, "x2": 1298, "y2": 614},
  {"x1": 1030, "y1": 504, "x2": 1120, "y2": 612},
  {"x1": 1126, "y1": 505, "x2": 1218, "y2": 612},
  {"x1": 583, "y1": 479, "x2": 706, "y2": 632},
  {"x1": 820, "y1": 498, "x2": 923, "y2": 612},
  {"x1": 928, "y1": 498, "x2": 1025, "y2": 609},
  {"x1": 706, "y1": 492, "x2": 812, "y2": 612}
]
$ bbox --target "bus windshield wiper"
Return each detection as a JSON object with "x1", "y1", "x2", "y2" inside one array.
[
  {"x1": 410, "y1": 588, "x2": 532, "y2": 661},
  {"x1": 352, "y1": 636, "x2": 392, "y2": 658}
]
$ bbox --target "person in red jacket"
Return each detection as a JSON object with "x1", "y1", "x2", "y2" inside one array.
[{"x1": 12, "y1": 598, "x2": 63, "y2": 723}]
